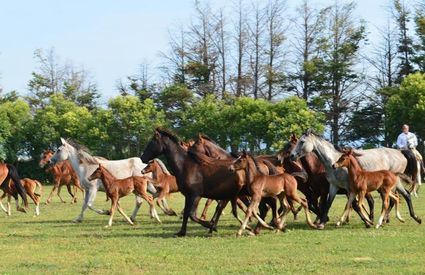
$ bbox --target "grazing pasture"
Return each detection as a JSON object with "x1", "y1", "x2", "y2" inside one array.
[{"x1": 0, "y1": 186, "x2": 424, "y2": 274}]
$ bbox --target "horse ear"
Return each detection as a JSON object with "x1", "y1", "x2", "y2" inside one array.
[
  {"x1": 242, "y1": 149, "x2": 247, "y2": 156},
  {"x1": 290, "y1": 133, "x2": 298, "y2": 142},
  {"x1": 60, "y1": 137, "x2": 66, "y2": 145},
  {"x1": 305, "y1": 129, "x2": 312, "y2": 136}
]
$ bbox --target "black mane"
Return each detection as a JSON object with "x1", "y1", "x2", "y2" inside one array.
[{"x1": 156, "y1": 128, "x2": 180, "y2": 143}]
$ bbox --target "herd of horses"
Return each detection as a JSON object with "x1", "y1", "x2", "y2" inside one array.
[{"x1": 0, "y1": 128, "x2": 423, "y2": 237}]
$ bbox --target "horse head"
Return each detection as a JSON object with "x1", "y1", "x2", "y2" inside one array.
[
  {"x1": 290, "y1": 130, "x2": 314, "y2": 161},
  {"x1": 49, "y1": 138, "x2": 74, "y2": 166},
  {"x1": 142, "y1": 159, "x2": 155, "y2": 174},
  {"x1": 229, "y1": 150, "x2": 248, "y2": 172},
  {"x1": 141, "y1": 129, "x2": 182, "y2": 163},
  {"x1": 88, "y1": 164, "x2": 103, "y2": 181},
  {"x1": 39, "y1": 149, "x2": 54, "y2": 168}
]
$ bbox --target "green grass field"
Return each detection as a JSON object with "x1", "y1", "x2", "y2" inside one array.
[{"x1": 0, "y1": 186, "x2": 424, "y2": 274}]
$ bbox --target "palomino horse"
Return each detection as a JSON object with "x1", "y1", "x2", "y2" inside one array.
[
  {"x1": 39, "y1": 149, "x2": 84, "y2": 204},
  {"x1": 229, "y1": 152, "x2": 316, "y2": 236},
  {"x1": 48, "y1": 138, "x2": 159, "y2": 223},
  {"x1": 332, "y1": 149, "x2": 411, "y2": 228},
  {"x1": 142, "y1": 159, "x2": 178, "y2": 216},
  {"x1": 141, "y1": 129, "x2": 254, "y2": 236},
  {"x1": 88, "y1": 164, "x2": 161, "y2": 227},
  {"x1": 0, "y1": 178, "x2": 42, "y2": 216},
  {"x1": 0, "y1": 163, "x2": 28, "y2": 211},
  {"x1": 290, "y1": 130, "x2": 421, "y2": 229}
]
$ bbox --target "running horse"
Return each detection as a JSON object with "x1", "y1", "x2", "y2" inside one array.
[
  {"x1": 48, "y1": 138, "x2": 159, "y2": 223},
  {"x1": 141, "y1": 129, "x2": 256, "y2": 236},
  {"x1": 39, "y1": 149, "x2": 84, "y2": 204},
  {"x1": 0, "y1": 163, "x2": 28, "y2": 211},
  {"x1": 290, "y1": 130, "x2": 421, "y2": 229}
]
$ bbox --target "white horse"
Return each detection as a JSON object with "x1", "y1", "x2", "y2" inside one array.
[
  {"x1": 49, "y1": 138, "x2": 160, "y2": 223},
  {"x1": 290, "y1": 130, "x2": 421, "y2": 229}
]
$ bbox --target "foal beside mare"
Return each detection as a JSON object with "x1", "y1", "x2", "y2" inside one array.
[
  {"x1": 230, "y1": 152, "x2": 317, "y2": 236},
  {"x1": 88, "y1": 164, "x2": 161, "y2": 227},
  {"x1": 142, "y1": 159, "x2": 178, "y2": 216},
  {"x1": 0, "y1": 178, "x2": 42, "y2": 216},
  {"x1": 332, "y1": 149, "x2": 420, "y2": 228}
]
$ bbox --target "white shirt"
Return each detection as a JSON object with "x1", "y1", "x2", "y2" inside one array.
[{"x1": 397, "y1": 132, "x2": 418, "y2": 149}]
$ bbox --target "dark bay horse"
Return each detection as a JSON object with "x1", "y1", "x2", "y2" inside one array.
[
  {"x1": 0, "y1": 163, "x2": 28, "y2": 210},
  {"x1": 141, "y1": 129, "x2": 249, "y2": 236}
]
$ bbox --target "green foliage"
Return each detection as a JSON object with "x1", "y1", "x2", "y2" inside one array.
[{"x1": 385, "y1": 72, "x2": 425, "y2": 144}]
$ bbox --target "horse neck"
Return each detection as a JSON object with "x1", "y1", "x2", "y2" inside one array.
[
  {"x1": 246, "y1": 156, "x2": 260, "y2": 184},
  {"x1": 199, "y1": 140, "x2": 232, "y2": 160},
  {"x1": 311, "y1": 138, "x2": 341, "y2": 170},
  {"x1": 346, "y1": 155, "x2": 363, "y2": 181},
  {"x1": 98, "y1": 167, "x2": 117, "y2": 190},
  {"x1": 152, "y1": 163, "x2": 166, "y2": 181},
  {"x1": 162, "y1": 137, "x2": 187, "y2": 179}
]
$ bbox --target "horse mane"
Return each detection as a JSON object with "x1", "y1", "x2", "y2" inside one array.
[
  {"x1": 187, "y1": 150, "x2": 217, "y2": 165},
  {"x1": 156, "y1": 128, "x2": 180, "y2": 143},
  {"x1": 199, "y1": 134, "x2": 215, "y2": 143},
  {"x1": 154, "y1": 158, "x2": 171, "y2": 175},
  {"x1": 261, "y1": 159, "x2": 280, "y2": 175},
  {"x1": 248, "y1": 154, "x2": 265, "y2": 175},
  {"x1": 65, "y1": 139, "x2": 92, "y2": 154}
]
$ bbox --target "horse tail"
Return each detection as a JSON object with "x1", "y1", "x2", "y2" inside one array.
[
  {"x1": 401, "y1": 150, "x2": 418, "y2": 180},
  {"x1": 261, "y1": 159, "x2": 280, "y2": 175},
  {"x1": 397, "y1": 173, "x2": 415, "y2": 193},
  {"x1": 291, "y1": 171, "x2": 309, "y2": 184},
  {"x1": 6, "y1": 164, "x2": 28, "y2": 207}
]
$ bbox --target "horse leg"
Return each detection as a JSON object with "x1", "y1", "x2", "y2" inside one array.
[
  {"x1": 87, "y1": 188, "x2": 109, "y2": 215},
  {"x1": 7, "y1": 195, "x2": 11, "y2": 216},
  {"x1": 396, "y1": 182, "x2": 422, "y2": 224},
  {"x1": 117, "y1": 202, "x2": 134, "y2": 225},
  {"x1": 237, "y1": 198, "x2": 258, "y2": 236},
  {"x1": 134, "y1": 183, "x2": 161, "y2": 223},
  {"x1": 74, "y1": 188, "x2": 91, "y2": 222},
  {"x1": 200, "y1": 199, "x2": 214, "y2": 221},
  {"x1": 130, "y1": 196, "x2": 143, "y2": 222},
  {"x1": 106, "y1": 197, "x2": 117, "y2": 227},
  {"x1": 209, "y1": 200, "x2": 229, "y2": 233},
  {"x1": 253, "y1": 197, "x2": 278, "y2": 234},
  {"x1": 389, "y1": 191, "x2": 404, "y2": 223},
  {"x1": 376, "y1": 192, "x2": 391, "y2": 229},
  {"x1": 336, "y1": 193, "x2": 356, "y2": 227},
  {"x1": 45, "y1": 184, "x2": 59, "y2": 204},
  {"x1": 161, "y1": 198, "x2": 177, "y2": 216},
  {"x1": 365, "y1": 193, "x2": 374, "y2": 221},
  {"x1": 350, "y1": 195, "x2": 373, "y2": 227},
  {"x1": 27, "y1": 191, "x2": 40, "y2": 216},
  {"x1": 57, "y1": 185, "x2": 66, "y2": 203},
  {"x1": 278, "y1": 196, "x2": 291, "y2": 230},
  {"x1": 189, "y1": 196, "x2": 214, "y2": 229},
  {"x1": 66, "y1": 184, "x2": 76, "y2": 204},
  {"x1": 318, "y1": 184, "x2": 338, "y2": 229},
  {"x1": 0, "y1": 192, "x2": 8, "y2": 214},
  {"x1": 176, "y1": 196, "x2": 192, "y2": 237}
]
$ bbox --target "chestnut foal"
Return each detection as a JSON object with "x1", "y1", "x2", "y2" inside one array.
[
  {"x1": 142, "y1": 159, "x2": 178, "y2": 216},
  {"x1": 0, "y1": 178, "x2": 43, "y2": 216},
  {"x1": 230, "y1": 152, "x2": 316, "y2": 236},
  {"x1": 88, "y1": 164, "x2": 161, "y2": 227},
  {"x1": 332, "y1": 149, "x2": 408, "y2": 229}
]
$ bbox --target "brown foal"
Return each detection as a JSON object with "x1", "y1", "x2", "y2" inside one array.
[
  {"x1": 88, "y1": 164, "x2": 161, "y2": 227},
  {"x1": 230, "y1": 152, "x2": 316, "y2": 236},
  {"x1": 332, "y1": 149, "x2": 406, "y2": 228},
  {"x1": 0, "y1": 178, "x2": 42, "y2": 216},
  {"x1": 142, "y1": 159, "x2": 178, "y2": 216}
]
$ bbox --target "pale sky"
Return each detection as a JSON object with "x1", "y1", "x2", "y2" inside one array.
[{"x1": 0, "y1": 0, "x2": 391, "y2": 101}]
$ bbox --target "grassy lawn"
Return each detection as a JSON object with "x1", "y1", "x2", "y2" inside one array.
[{"x1": 0, "y1": 186, "x2": 424, "y2": 274}]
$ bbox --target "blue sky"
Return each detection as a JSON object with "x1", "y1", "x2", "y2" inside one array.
[{"x1": 0, "y1": 0, "x2": 390, "y2": 100}]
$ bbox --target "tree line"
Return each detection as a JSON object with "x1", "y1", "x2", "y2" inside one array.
[{"x1": 1, "y1": 0, "x2": 425, "y2": 179}]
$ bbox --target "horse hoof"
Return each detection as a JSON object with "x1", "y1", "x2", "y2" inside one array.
[
  {"x1": 73, "y1": 218, "x2": 83, "y2": 223},
  {"x1": 365, "y1": 223, "x2": 371, "y2": 228},
  {"x1": 317, "y1": 224, "x2": 325, "y2": 230},
  {"x1": 375, "y1": 224, "x2": 381, "y2": 229},
  {"x1": 175, "y1": 231, "x2": 186, "y2": 237},
  {"x1": 415, "y1": 217, "x2": 422, "y2": 224}
]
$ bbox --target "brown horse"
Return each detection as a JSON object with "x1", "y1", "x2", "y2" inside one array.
[
  {"x1": 142, "y1": 159, "x2": 178, "y2": 216},
  {"x1": 39, "y1": 149, "x2": 84, "y2": 204},
  {"x1": 0, "y1": 178, "x2": 42, "y2": 216},
  {"x1": 141, "y1": 129, "x2": 258, "y2": 236},
  {"x1": 332, "y1": 148, "x2": 420, "y2": 228},
  {"x1": 190, "y1": 134, "x2": 278, "y2": 224},
  {"x1": 0, "y1": 163, "x2": 28, "y2": 211},
  {"x1": 230, "y1": 152, "x2": 316, "y2": 236},
  {"x1": 88, "y1": 164, "x2": 161, "y2": 227}
]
